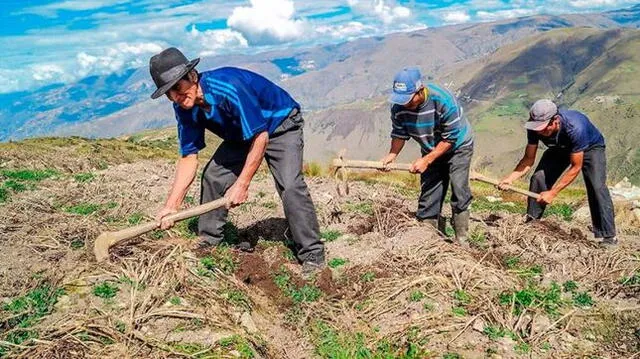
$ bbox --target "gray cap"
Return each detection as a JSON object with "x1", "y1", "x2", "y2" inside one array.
[{"x1": 525, "y1": 99, "x2": 557, "y2": 131}]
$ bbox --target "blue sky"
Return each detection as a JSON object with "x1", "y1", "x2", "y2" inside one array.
[{"x1": 0, "y1": 0, "x2": 637, "y2": 93}]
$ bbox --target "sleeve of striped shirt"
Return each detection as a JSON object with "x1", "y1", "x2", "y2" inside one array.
[
  {"x1": 436, "y1": 91, "x2": 463, "y2": 144},
  {"x1": 390, "y1": 110, "x2": 409, "y2": 140}
]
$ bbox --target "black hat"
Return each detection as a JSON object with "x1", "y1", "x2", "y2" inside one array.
[{"x1": 149, "y1": 47, "x2": 200, "y2": 99}]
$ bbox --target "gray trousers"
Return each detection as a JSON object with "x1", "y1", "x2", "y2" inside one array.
[
  {"x1": 417, "y1": 144, "x2": 474, "y2": 220},
  {"x1": 198, "y1": 111, "x2": 324, "y2": 262},
  {"x1": 527, "y1": 146, "x2": 616, "y2": 238}
]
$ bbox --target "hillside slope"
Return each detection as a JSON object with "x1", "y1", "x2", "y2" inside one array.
[{"x1": 0, "y1": 136, "x2": 639, "y2": 358}]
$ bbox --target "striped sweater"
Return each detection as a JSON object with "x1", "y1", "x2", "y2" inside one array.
[{"x1": 390, "y1": 83, "x2": 473, "y2": 152}]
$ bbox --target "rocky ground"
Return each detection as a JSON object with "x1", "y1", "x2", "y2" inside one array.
[{"x1": 0, "y1": 137, "x2": 639, "y2": 358}]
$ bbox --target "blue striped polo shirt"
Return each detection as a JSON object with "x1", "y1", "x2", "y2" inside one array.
[
  {"x1": 174, "y1": 67, "x2": 300, "y2": 156},
  {"x1": 390, "y1": 83, "x2": 473, "y2": 152}
]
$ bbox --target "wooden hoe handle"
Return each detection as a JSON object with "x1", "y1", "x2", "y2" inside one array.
[
  {"x1": 94, "y1": 198, "x2": 228, "y2": 262},
  {"x1": 470, "y1": 172, "x2": 540, "y2": 200}
]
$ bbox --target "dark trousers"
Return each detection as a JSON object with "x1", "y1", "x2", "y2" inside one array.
[
  {"x1": 527, "y1": 146, "x2": 616, "y2": 238},
  {"x1": 198, "y1": 111, "x2": 324, "y2": 262},
  {"x1": 417, "y1": 144, "x2": 474, "y2": 219}
]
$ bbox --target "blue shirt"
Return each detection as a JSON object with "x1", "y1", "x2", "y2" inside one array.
[
  {"x1": 390, "y1": 83, "x2": 473, "y2": 152},
  {"x1": 527, "y1": 109, "x2": 605, "y2": 153},
  {"x1": 175, "y1": 67, "x2": 300, "y2": 156}
]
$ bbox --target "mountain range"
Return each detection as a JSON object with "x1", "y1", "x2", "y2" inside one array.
[{"x1": 2, "y1": 4, "x2": 640, "y2": 181}]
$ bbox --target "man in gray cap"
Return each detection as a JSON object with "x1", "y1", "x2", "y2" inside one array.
[
  {"x1": 148, "y1": 47, "x2": 325, "y2": 276},
  {"x1": 499, "y1": 99, "x2": 617, "y2": 246}
]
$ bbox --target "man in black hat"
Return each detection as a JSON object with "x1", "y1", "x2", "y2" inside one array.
[
  {"x1": 499, "y1": 99, "x2": 617, "y2": 246},
  {"x1": 149, "y1": 47, "x2": 325, "y2": 275}
]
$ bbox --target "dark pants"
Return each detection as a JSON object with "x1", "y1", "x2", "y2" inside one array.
[
  {"x1": 417, "y1": 144, "x2": 474, "y2": 220},
  {"x1": 198, "y1": 111, "x2": 324, "y2": 262},
  {"x1": 527, "y1": 146, "x2": 616, "y2": 238}
]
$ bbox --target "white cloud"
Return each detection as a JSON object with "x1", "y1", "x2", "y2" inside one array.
[
  {"x1": 314, "y1": 21, "x2": 373, "y2": 39},
  {"x1": 75, "y1": 42, "x2": 164, "y2": 76},
  {"x1": 349, "y1": 0, "x2": 412, "y2": 25},
  {"x1": 227, "y1": 0, "x2": 306, "y2": 45},
  {"x1": 568, "y1": 0, "x2": 628, "y2": 7},
  {"x1": 31, "y1": 64, "x2": 68, "y2": 81},
  {"x1": 188, "y1": 26, "x2": 249, "y2": 56},
  {"x1": 443, "y1": 11, "x2": 471, "y2": 24},
  {"x1": 476, "y1": 8, "x2": 538, "y2": 21}
]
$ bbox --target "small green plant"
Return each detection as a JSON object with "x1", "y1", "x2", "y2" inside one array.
[
  {"x1": 283, "y1": 248, "x2": 296, "y2": 261},
  {"x1": 423, "y1": 302, "x2": 434, "y2": 311},
  {"x1": 169, "y1": 296, "x2": 181, "y2": 305},
  {"x1": 572, "y1": 291, "x2": 594, "y2": 307},
  {"x1": 504, "y1": 256, "x2": 520, "y2": 269},
  {"x1": 2, "y1": 283, "x2": 65, "y2": 345},
  {"x1": 443, "y1": 352, "x2": 462, "y2": 359},
  {"x1": 175, "y1": 216, "x2": 199, "y2": 239},
  {"x1": 73, "y1": 172, "x2": 95, "y2": 183},
  {"x1": 620, "y1": 271, "x2": 640, "y2": 286},
  {"x1": 540, "y1": 342, "x2": 552, "y2": 351},
  {"x1": 320, "y1": 229, "x2": 342, "y2": 242},
  {"x1": 92, "y1": 281, "x2": 119, "y2": 299},
  {"x1": 70, "y1": 238, "x2": 85, "y2": 249},
  {"x1": 200, "y1": 247, "x2": 237, "y2": 275},
  {"x1": 361, "y1": 271, "x2": 375, "y2": 283},
  {"x1": 328, "y1": 257, "x2": 348, "y2": 268},
  {"x1": 115, "y1": 321, "x2": 126, "y2": 333},
  {"x1": 127, "y1": 212, "x2": 144, "y2": 225},
  {"x1": 65, "y1": 203, "x2": 101, "y2": 215},
  {"x1": 262, "y1": 201, "x2": 277, "y2": 209},
  {"x1": 545, "y1": 203, "x2": 574, "y2": 221},
  {"x1": 184, "y1": 195, "x2": 195, "y2": 205},
  {"x1": 1, "y1": 169, "x2": 58, "y2": 181},
  {"x1": 469, "y1": 229, "x2": 486, "y2": 247},
  {"x1": 499, "y1": 282, "x2": 564, "y2": 316},
  {"x1": 409, "y1": 290, "x2": 425, "y2": 302},
  {"x1": 454, "y1": 289, "x2": 472, "y2": 306},
  {"x1": 514, "y1": 341, "x2": 531, "y2": 354},
  {"x1": 4, "y1": 180, "x2": 27, "y2": 192},
  {"x1": 344, "y1": 201, "x2": 374, "y2": 215},
  {"x1": 225, "y1": 290, "x2": 250, "y2": 308},
  {"x1": 273, "y1": 266, "x2": 321, "y2": 303},
  {"x1": 563, "y1": 280, "x2": 579, "y2": 292},
  {"x1": 452, "y1": 306, "x2": 466, "y2": 317},
  {"x1": 483, "y1": 325, "x2": 505, "y2": 340},
  {"x1": 0, "y1": 187, "x2": 8, "y2": 203},
  {"x1": 444, "y1": 225, "x2": 455, "y2": 237}
]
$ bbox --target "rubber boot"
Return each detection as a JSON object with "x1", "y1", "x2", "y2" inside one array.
[{"x1": 452, "y1": 211, "x2": 470, "y2": 248}]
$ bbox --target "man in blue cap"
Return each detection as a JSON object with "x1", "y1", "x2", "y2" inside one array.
[
  {"x1": 499, "y1": 99, "x2": 617, "y2": 246},
  {"x1": 381, "y1": 68, "x2": 475, "y2": 246},
  {"x1": 148, "y1": 47, "x2": 325, "y2": 276}
]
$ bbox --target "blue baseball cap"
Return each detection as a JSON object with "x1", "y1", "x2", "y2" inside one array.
[{"x1": 389, "y1": 68, "x2": 423, "y2": 105}]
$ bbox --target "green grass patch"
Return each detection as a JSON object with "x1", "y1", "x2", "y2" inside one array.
[
  {"x1": 200, "y1": 246, "x2": 237, "y2": 275},
  {"x1": 442, "y1": 353, "x2": 462, "y2": 359},
  {"x1": 563, "y1": 280, "x2": 579, "y2": 292},
  {"x1": 273, "y1": 266, "x2": 322, "y2": 303},
  {"x1": 468, "y1": 229, "x2": 487, "y2": 248},
  {"x1": 320, "y1": 229, "x2": 342, "y2": 242},
  {"x1": 174, "y1": 216, "x2": 199, "y2": 239},
  {"x1": 73, "y1": 172, "x2": 95, "y2": 183},
  {"x1": 64, "y1": 203, "x2": 101, "y2": 215},
  {"x1": 262, "y1": 201, "x2": 277, "y2": 209},
  {"x1": 310, "y1": 321, "x2": 430, "y2": 359},
  {"x1": 224, "y1": 289, "x2": 250, "y2": 309},
  {"x1": 328, "y1": 258, "x2": 348, "y2": 268},
  {"x1": 572, "y1": 291, "x2": 594, "y2": 308},
  {"x1": 0, "y1": 169, "x2": 58, "y2": 181},
  {"x1": 0, "y1": 187, "x2": 8, "y2": 203},
  {"x1": 0, "y1": 283, "x2": 65, "y2": 350},
  {"x1": 452, "y1": 306, "x2": 467, "y2": 317},
  {"x1": 619, "y1": 271, "x2": 640, "y2": 286},
  {"x1": 499, "y1": 282, "x2": 563, "y2": 316},
  {"x1": 453, "y1": 289, "x2": 472, "y2": 306},
  {"x1": 92, "y1": 281, "x2": 119, "y2": 299},
  {"x1": 483, "y1": 325, "x2": 506, "y2": 340},
  {"x1": 545, "y1": 203, "x2": 574, "y2": 221},
  {"x1": 169, "y1": 296, "x2": 181, "y2": 305},
  {"x1": 70, "y1": 238, "x2": 85, "y2": 249},
  {"x1": 409, "y1": 290, "x2": 425, "y2": 302},
  {"x1": 127, "y1": 212, "x2": 145, "y2": 225},
  {"x1": 344, "y1": 201, "x2": 374, "y2": 216},
  {"x1": 361, "y1": 271, "x2": 375, "y2": 283},
  {"x1": 4, "y1": 180, "x2": 27, "y2": 192}
]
